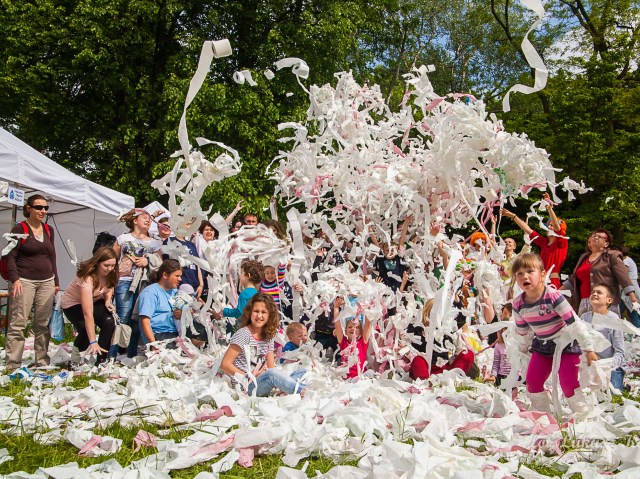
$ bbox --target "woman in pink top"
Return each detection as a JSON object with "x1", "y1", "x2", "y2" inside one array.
[
  {"x1": 333, "y1": 296, "x2": 372, "y2": 379},
  {"x1": 61, "y1": 247, "x2": 118, "y2": 364}
]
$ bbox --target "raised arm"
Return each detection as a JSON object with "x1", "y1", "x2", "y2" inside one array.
[
  {"x1": 362, "y1": 316, "x2": 372, "y2": 343},
  {"x1": 501, "y1": 208, "x2": 533, "y2": 236},
  {"x1": 542, "y1": 193, "x2": 560, "y2": 233},
  {"x1": 398, "y1": 215, "x2": 413, "y2": 253},
  {"x1": 333, "y1": 297, "x2": 345, "y2": 343},
  {"x1": 225, "y1": 200, "x2": 244, "y2": 225}
]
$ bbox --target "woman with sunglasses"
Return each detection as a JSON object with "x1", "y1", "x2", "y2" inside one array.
[
  {"x1": 501, "y1": 193, "x2": 568, "y2": 289},
  {"x1": 562, "y1": 229, "x2": 639, "y2": 316},
  {"x1": 4, "y1": 194, "x2": 59, "y2": 371},
  {"x1": 111, "y1": 208, "x2": 162, "y2": 359}
]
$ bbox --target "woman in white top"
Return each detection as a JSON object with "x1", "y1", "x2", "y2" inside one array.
[
  {"x1": 61, "y1": 247, "x2": 118, "y2": 364},
  {"x1": 111, "y1": 208, "x2": 162, "y2": 358}
]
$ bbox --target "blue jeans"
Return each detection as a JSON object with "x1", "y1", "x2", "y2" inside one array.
[
  {"x1": 620, "y1": 300, "x2": 640, "y2": 328},
  {"x1": 109, "y1": 280, "x2": 141, "y2": 358},
  {"x1": 248, "y1": 368, "x2": 306, "y2": 397},
  {"x1": 611, "y1": 367, "x2": 625, "y2": 391}
]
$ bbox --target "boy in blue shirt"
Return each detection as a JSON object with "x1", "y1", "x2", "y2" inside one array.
[
  {"x1": 281, "y1": 322, "x2": 308, "y2": 363},
  {"x1": 581, "y1": 283, "x2": 626, "y2": 392}
]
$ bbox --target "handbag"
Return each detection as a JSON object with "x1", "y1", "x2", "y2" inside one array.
[
  {"x1": 110, "y1": 312, "x2": 132, "y2": 348},
  {"x1": 49, "y1": 292, "x2": 66, "y2": 342}
]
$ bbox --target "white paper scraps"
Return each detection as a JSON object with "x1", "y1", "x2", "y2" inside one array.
[
  {"x1": 178, "y1": 39, "x2": 232, "y2": 162},
  {"x1": 2, "y1": 342, "x2": 640, "y2": 478},
  {"x1": 0, "y1": 448, "x2": 13, "y2": 466},
  {"x1": 1, "y1": 232, "x2": 28, "y2": 256},
  {"x1": 502, "y1": 0, "x2": 548, "y2": 112}
]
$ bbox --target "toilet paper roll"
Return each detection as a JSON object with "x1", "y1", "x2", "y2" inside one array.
[{"x1": 211, "y1": 39, "x2": 232, "y2": 58}]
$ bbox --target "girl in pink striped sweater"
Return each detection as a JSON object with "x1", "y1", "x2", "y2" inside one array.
[{"x1": 512, "y1": 253, "x2": 597, "y2": 414}]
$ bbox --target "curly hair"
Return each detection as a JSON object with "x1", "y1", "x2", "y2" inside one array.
[
  {"x1": 76, "y1": 247, "x2": 119, "y2": 290},
  {"x1": 240, "y1": 293, "x2": 279, "y2": 340},
  {"x1": 198, "y1": 220, "x2": 218, "y2": 238},
  {"x1": 469, "y1": 231, "x2": 488, "y2": 247},
  {"x1": 241, "y1": 259, "x2": 264, "y2": 284}
]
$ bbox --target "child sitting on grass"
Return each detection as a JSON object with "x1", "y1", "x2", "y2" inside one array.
[
  {"x1": 280, "y1": 322, "x2": 308, "y2": 363},
  {"x1": 334, "y1": 296, "x2": 372, "y2": 379}
]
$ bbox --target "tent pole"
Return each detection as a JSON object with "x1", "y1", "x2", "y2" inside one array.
[{"x1": 4, "y1": 198, "x2": 18, "y2": 339}]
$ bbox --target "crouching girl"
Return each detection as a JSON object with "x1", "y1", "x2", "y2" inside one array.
[{"x1": 220, "y1": 293, "x2": 306, "y2": 396}]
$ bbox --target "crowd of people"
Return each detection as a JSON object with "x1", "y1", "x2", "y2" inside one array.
[{"x1": 3, "y1": 193, "x2": 640, "y2": 412}]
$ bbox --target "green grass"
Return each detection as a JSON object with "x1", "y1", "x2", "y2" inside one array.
[
  {"x1": 0, "y1": 377, "x2": 30, "y2": 407},
  {"x1": 519, "y1": 460, "x2": 566, "y2": 478},
  {"x1": 0, "y1": 420, "x2": 356, "y2": 477},
  {"x1": 0, "y1": 370, "x2": 358, "y2": 476},
  {"x1": 0, "y1": 421, "x2": 194, "y2": 475}
]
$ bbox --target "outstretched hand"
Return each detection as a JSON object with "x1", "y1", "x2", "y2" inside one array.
[
  {"x1": 500, "y1": 207, "x2": 515, "y2": 219},
  {"x1": 88, "y1": 342, "x2": 107, "y2": 356}
]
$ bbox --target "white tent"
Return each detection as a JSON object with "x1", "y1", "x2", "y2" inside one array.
[{"x1": 0, "y1": 127, "x2": 135, "y2": 288}]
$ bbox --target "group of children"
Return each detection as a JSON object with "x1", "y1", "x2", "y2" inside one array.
[
  {"x1": 206, "y1": 246, "x2": 624, "y2": 410},
  {"x1": 57, "y1": 203, "x2": 633, "y2": 414}
]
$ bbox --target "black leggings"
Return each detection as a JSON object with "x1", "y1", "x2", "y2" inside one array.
[{"x1": 63, "y1": 299, "x2": 115, "y2": 364}]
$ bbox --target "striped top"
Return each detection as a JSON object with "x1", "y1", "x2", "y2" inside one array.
[
  {"x1": 491, "y1": 342, "x2": 512, "y2": 377},
  {"x1": 260, "y1": 264, "x2": 286, "y2": 305},
  {"x1": 229, "y1": 327, "x2": 274, "y2": 385},
  {"x1": 513, "y1": 287, "x2": 575, "y2": 338}
]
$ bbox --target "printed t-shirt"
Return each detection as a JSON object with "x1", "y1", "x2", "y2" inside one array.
[
  {"x1": 229, "y1": 327, "x2": 274, "y2": 379},
  {"x1": 117, "y1": 233, "x2": 162, "y2": 280}
]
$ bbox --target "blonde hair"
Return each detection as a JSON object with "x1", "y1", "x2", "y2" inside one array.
[
  {"x1": 511, "y1": 253, "x2": 545, "y2": 275},
  {"x1": 286, "y1": 322, "x2": 305, "y2": 338},
  {"x1": 422, "y1": 298, "x2": 434, "y2": 327}
]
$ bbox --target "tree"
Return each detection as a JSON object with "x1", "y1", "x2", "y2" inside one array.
[
  {"x1": 496, "y1": 0, "x2": 640, "y2": 261},
  {"x1": 0, "y1": 0, "x2": 393, "y2": 217}
]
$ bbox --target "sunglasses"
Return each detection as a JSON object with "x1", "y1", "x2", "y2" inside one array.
[{"x1": 30, "y1": 205, "x2": 49, "y2": 211}]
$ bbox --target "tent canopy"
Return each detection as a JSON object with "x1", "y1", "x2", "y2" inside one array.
[{"x1": 0, "y1": 127, "x2": 135, "y2": 287}]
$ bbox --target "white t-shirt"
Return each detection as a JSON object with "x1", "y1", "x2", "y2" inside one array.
[
  {"x1": 623, "y1": 256, "x2": 638, "y2": 282},
  {"x1": 116, "y1": 233, "x2": 161, "y2": 281}
]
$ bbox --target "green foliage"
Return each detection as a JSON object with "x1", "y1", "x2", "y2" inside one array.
[
  {"x1": 501, "y1": 0, "x2": 640, "y2": 263},
  {"x1": 0, "y1": 0, "x2": 639, "y2": 262}
]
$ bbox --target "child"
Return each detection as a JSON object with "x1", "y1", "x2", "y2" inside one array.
[
  {"x1": 220, "y1": 293, "x2": 306, "y2": 397},
  {"x1": 581, "y1": 283, "x2": 626, "y2": 392},
  {"x1": 283, "y1": 322, "x2": 308, "y2": 353},
  {"x1": 488, "y1": 328, "x2": 511, "y2": 386},
  {"x1": 280, "y1": 322, "x2": 308, "y2": 364},
  {"x1": 260, "y1": 264, "x2": 293, "y2": 322},
  {"x1": 334, "y1": 296, "x2": 372, "y2": 379},
  {"x1": 212, "y1": 259, "x2": 263, "y2": 327},
  {"x1": 511, "y1": 253, "x2": 598, "y2": 414}
]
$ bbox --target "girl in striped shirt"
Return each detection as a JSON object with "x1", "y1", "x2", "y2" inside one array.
[{"x1": 512, "y1": 253, "x2": 597, "y2": 414}]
